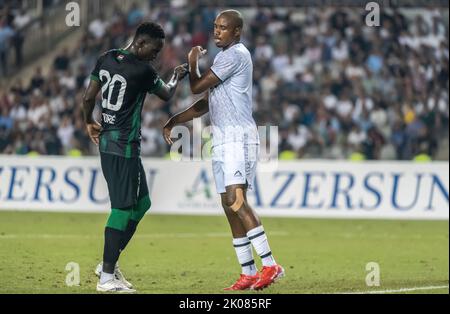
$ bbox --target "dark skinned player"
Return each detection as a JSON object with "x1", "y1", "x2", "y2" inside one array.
[
  {"x1": 83, "y1": 22, "x2": 188, "y2": 293},
  {"x1": 163, "y1": 10, "x2": 284, "y2": 291}
]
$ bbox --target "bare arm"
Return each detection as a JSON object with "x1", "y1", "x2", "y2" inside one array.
[
  {"x1": 188, "y1": 46, "x2": 221, "y2": 94},
  {"x1": 82, "y1": 80, "x2": 102, "y2": 145},
  {"x1": 154, "y1": 63, "x2": 188, "y2": 101},
  {"x1": 163, "y1": 94, "x2": 209, "y2": 145}
]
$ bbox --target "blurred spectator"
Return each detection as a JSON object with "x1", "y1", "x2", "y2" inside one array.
[
  {"x1": 347, "y1": 124, "x2": 367, "y2": 151},
  {"x1": 13, "y1": 8, "x2": 31, "y2": 29},
  {"x1": 364, "y1": 127, "x2": 386, "y2": 160},
  {"x1": 0, "y1": 126, "x2": 10, "y2": 152},
  {"x1": 53, "y1": 47, "x2": 71, "y2": 72},
  {"x1": 0, "y1": 106, "x2": 13, "y2": 130},
  {"x1": 89, "y1": 13, "x2": 109, "y2": 40},
  {"x1": 11, "y1": 8, "x2": 29, "y2": 67},
  {"x1": 127, "y1": 2, "x2": 144, "y2": 27},
  {"x1": 0, "y1": 17, "x2": 15, "y2": 75},
  {"x1": 413, "y1": 143, "x2": 432, "y2": 162},
  {"x1": 57, "y1": 115, "x2": 75, "y2": 153},
  {"x1": 254, "y1": 35, "x2": 274, "y2": 61},
  {"x1": 29, "y1": 67, "x2": 45, "y2": 90}
]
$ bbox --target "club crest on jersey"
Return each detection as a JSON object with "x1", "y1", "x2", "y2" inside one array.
[{"x1": 102, "y1": 113, "x2": 116, "y2": 124}]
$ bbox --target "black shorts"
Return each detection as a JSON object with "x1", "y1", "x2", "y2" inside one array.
[{"x1": 100, "y1": 152, "x2": 149, "y2": 209}]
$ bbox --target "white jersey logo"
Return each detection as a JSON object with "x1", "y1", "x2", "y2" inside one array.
[{"x1": 102, "y1": 113, "x2": 116, "y2": 125}]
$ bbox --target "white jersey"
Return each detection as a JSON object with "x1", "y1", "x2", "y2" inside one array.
[{"x1": 209, "y1": 43, "x2": 259, "y2": 147}]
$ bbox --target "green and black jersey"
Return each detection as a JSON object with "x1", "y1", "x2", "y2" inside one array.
[{"x1": 90, "y1": 49, "x2": 163, "y2": 158}]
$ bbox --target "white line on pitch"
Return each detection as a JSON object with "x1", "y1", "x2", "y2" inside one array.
[
  {"x1": 337, "y1": 285, "x2": 449, "y2": 294},
  {"x1": 0, "y1": 231, "x2": 289, "y2": 239}
]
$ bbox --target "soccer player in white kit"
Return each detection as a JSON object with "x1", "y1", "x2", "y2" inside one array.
[{"x1": 163, "y1": 10, "x2": 284, "y2": 290}]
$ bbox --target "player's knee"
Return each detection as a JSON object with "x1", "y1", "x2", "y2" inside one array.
[
  {"x1": 221, "y1": 195, "x2": 230, "y2": 208},
  {"x1": 138, "y1": 195, "x2": 151, "y2": 212},
  {"x1": 131, "y1": 195, "x2": 151, "y2": 222},
  {"x1": 222, "y1": 192, "x2": 235, "y2": 208},
  {"x1": 223, "y1": 188, "x2": 245, "y2": 212},
  {"x1": 106, "y1": 207, "x2": 132, "y2": 231}
]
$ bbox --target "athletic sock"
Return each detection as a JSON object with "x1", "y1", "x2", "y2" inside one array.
[
  {"x1": 247, "y1": 225, "x2": 276, "y2": 267},
  {"x1": 100, "y1": 271, "x2": 114, "y2": 284},
  {"x1": 120, "y1": 219, "x2": 139, "y2": 252},
  {"x1": 102, "y1": 227, "x2": 124, "y2": 276},
  {"x1": 232, "y1": 237, "x2": 257, "y2": 276}
]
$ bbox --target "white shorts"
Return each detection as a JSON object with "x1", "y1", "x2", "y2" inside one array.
[{"x1": 211, "y1": 142, "x2": 259, "y2": 194}]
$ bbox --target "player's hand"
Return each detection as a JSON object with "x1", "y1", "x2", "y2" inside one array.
[
  {"x1": 188, "y1": 46, "x2": 207, "y2": 62},
  {"x1": 174, "y1": 63, "x2": 188, "y2": 80},
  {"x1": 86, "y1": 122, "x2": 102, "y2": 146},
  {"x1": 163, "y1": 120, "x2": 174, "y2": 145}
]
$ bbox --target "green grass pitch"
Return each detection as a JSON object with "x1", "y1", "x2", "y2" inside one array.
[{"x1": 0, "y1": 211, "x2": 448, "y2": 294}]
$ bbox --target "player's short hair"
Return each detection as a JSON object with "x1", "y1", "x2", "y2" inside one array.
[
  {"x1": 218, "y1": 10, "x2": 243, "y2": 29},
  {"x1": 134, "y1": 22, "x2": 165, "y2": 40}
]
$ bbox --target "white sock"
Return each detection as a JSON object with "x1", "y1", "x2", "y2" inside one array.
[
  {"x1": 100, "y1": 271, "x2": 114, "y2": 284},
  {"x1": 247, "y1": 225, "x2": 276, "y2": 267},
  {"x1": 233, "y1": 237, "x2": 257, "y2": 276}
]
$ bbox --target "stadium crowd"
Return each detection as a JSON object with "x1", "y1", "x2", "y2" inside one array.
[
  {"x1": 0, "y1": 3, "x2": 448, "y2": 160},
  {"x1": 0, "y1": 0, "x2": 36, "y2": 76}
]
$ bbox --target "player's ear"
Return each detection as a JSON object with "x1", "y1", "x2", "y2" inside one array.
[
  {"x1": 234, "y1": 27, "x2": 242, "y2": 37},
  {"x1": 135, "y1": 37, "x2": 145, "y2": 48}
]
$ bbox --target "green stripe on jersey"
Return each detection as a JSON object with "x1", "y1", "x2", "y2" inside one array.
[
  {"x1": 148, "y1": 78, "x2": 163, "y2": 94},
  {"x1": 100, "y1": 136, "x2": 107, "y2": 151},
  {"x1": 90, "y1": 74, "x2": 100, "y2": 82},
  {"x1": 125, "y1": 93, "x2": 144, "y2": 158},
  {"x1": 118, "y1": 49, "x2": 131, "y2": 55},
  {"x1": 111, "y1": 130, "x2": 120, "y2": 141}
]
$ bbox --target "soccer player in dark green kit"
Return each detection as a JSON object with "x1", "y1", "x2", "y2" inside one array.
[{"x1": 82, "y1": 22, "x2": 188, "y2": 293}]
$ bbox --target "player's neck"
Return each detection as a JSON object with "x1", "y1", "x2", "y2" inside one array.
[
  {"x1": 121, "y1": 41, "x2": 134, "y2": 54},
  {"x1": 127, "y1": 46, "x2": 138, "y2": 56},
  {"x1": 122, "y1": 41, "x2": 140, "y2": 57},
  {"x1": 222, "y1": 39, "x2": 240, "y2": 51}
]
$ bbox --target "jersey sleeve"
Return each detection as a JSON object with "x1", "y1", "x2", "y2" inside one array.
[
  {"x1": 144, "y1": 65, "x2": 163, "y2": 94},
  {"x1": 210, "y1": 50, "x2": 240, "y2": 82},
  {"x1": 90, "y1": 55, "x2": 104, "y2": 82}
]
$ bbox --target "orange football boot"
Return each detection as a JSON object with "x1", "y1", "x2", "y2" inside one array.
[
  {"x1": 251, "y1": 265, "x2": 285, "y2": 290},
  {"x1": 224, "y1": 273, "x2": 260, "y2": 291}
]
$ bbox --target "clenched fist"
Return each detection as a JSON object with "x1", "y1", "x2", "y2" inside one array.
[{"x1": 174, "y1": 63, "x2": 188, "y2": 80}]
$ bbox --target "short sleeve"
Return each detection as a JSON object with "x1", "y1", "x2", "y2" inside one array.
[
  {"x1": 90, "y1": 55, "x2": 104, "y2": 82},
  {"x1": 210, "y1": 50, "x2": 240, "y2": 82},
  {"x1": 144, "y1": 65, "x2": 163, "y2": 94}
]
